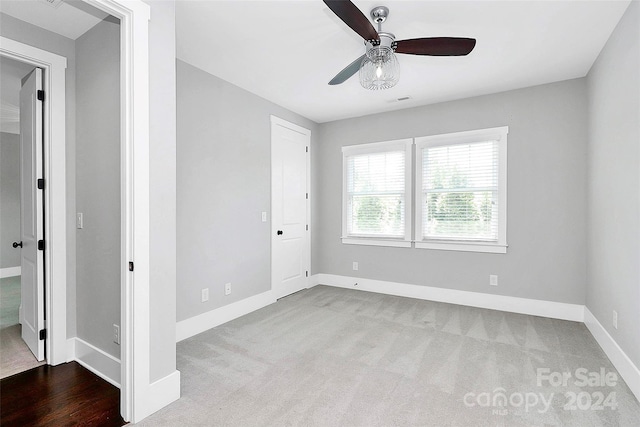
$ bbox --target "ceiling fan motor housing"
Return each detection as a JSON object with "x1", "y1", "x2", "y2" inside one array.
[{"x1": 366, "y1": 32, "x2": 397, "y2": 52}]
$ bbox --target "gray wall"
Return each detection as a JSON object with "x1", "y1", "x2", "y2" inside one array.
[
  {"x1": 75, "y1": 17, "x2": 121, "y2": 358},
  {"x1": 176, "y1": 60, "x2": 318, "y2": 322},
  {"x1": 314, "y1": 79, "x2": 588, "y2": 305},
  {"x1": 0, "y1": 12, "x2": 78, "y2": 337},
  {"x1": 0, "y1": 132, "x2": 20, "y2": 268},
  {"x1": 145, "y1": 0, "x2": 178, "y2": 382},
  {"x1": 586, "y1": 1, "x2": 639, "y2": 366}
]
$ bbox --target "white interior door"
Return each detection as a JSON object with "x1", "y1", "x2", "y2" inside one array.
[
  {"x1": 271, "y1": 117, "x2": 310, "y2": 299},
  {"x1": 20, "y1": 67, "x2": 45, "y2": 361}
]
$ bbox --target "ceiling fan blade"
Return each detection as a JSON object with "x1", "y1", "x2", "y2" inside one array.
[
  {"x1": 395, "y1": 37, "x2": 476, "y2": 56},
  {"x1": 324, "y1": 0, "x2": 379, "y2": 42},
  {"x1": 329, "y1": 54, "x2": 365, "y2": 85}
]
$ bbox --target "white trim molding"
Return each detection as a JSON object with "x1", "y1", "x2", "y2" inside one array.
[
  {"x1": 1, "y1": 36, "x2": 68, "y2": 367},
  {"x1": 584, "y1": 308, "x2": 640, "y2": 401},
  {"x1": 82, "y1": 0, "x2": 181, "y2": 423},
  {"x1": 176, "y1": 291, "x2": 276, "y2": 342},
  {"x1": 67, "y1": 337, "x2": 121, "y2": 388},
  {"x1": 0, "y1": 267, "x2": 21, "y2": 278},
  {"x1": 138, "y1": 370, "x2": 181, "y2": 421},
  {"x1": 312, "y1": 274, "x2": 584, "y2": 322}
]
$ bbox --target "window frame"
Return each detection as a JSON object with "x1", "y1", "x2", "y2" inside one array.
[
  {"x1": 342, "y1": 138, "x2": 413, "y2": 248},
  {"x1": 414, "y1": 126, "x2": 508, "y2": 254}
]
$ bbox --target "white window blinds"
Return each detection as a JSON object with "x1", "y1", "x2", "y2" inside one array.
[
  {"x1": 345, "y1": 148, "x2": 406, "y2": 238},
  {"x1": 342, "y1": 139, "x2": 413, "y2": 247},
  {"x1": 421, "y1": 140, "x2": 499, "y2": 241}
]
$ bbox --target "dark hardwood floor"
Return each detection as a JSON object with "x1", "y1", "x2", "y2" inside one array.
[{"x1": 0, "y1": 361, "x2": 126, "y2": 426}]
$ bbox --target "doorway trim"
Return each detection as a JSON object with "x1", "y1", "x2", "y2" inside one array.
[
  {"x1": 81, "y1": 0, "x2": 157, "y2": 422},
  {"x1": 0, "y1": 37, "x2": 68, "y2": 367}
]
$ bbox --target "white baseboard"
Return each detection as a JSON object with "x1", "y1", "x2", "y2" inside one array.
[
  {"x1": 135, "y1": 370, "x2": 181, "y2": 423},
  {"x1": 176, "y1": 290, "x2": 276, "y2": 342},
  {"x1": 66, "y1": 337, "x2": 121, "y2": 388},
  {"x1": 312, "y1": 274, "x2": 585, "y2": 322},
  {"x1": 0, "y1": 266, "x2": 21, "y2": 278},
  {"x1": 584, "y1": 308, "x2": 640, "y2": 401}
]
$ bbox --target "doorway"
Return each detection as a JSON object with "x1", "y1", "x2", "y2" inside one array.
[
  {"x1": 1, "y1": 0, "x2": 176, "y2": 421},
  {"x1": 0, "y1": 57, "x2": 46, "y2": 378},
  {"x1": 1, "y1": 0, "x2": 123, "y2": 411},
  {"x1": 270, "y1": 116, "x2": 311, "y2": 299}
]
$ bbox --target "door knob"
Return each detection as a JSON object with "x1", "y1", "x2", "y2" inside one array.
[
  {"x1": 12, "y1": 241, "x2": 23, "y2": 248},
  {"x1": 276, "y1": 230, "x2": 283, "y2": 235}
]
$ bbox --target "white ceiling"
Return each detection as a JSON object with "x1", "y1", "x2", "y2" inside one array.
[
  {"x1": 0, "y1": 1, "x2": 630, "y2": 124},
  {"x1": 0, "y1": 0, "x2": 108, "y2": 40},
  {"x1": 177, "y1": 0, "x2": 630, "y2": 123}
]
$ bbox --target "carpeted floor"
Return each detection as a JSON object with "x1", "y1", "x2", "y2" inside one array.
[
  {"x1": 139, "y1": 285, "x2": 640, "y2": 426},
  {"x1": 0, "y1": 276, "x2": 21, "y2": 327},
  {"x1": 0, "y1": 276, "x2": 45, "y2": 379}
]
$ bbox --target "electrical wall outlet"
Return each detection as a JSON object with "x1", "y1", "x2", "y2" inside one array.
[
  {"x1": 225, "y1": 283, "x2": 231, "y2": 296},
  {"x1": 489, "y1": 275, "x2": 498, "y2": 286},
  {"x1": 613, "y1": 311, "x2": 618, "y2": 329},
  {"x1": 113, "y1": 324, "x2": 120, "y2": 345},
  {"x1": 201, "y1": 288, "x2": 209, "y2": 302},
  {"x1": 353, "y1": 262, "x2": 359, "y2": 271},
  {"x1": 76, "y1": 213, "x2": 83, "y2": 229}
]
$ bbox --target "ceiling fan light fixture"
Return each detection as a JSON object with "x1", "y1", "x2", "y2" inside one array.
[{"x1": 359, "y1": 45, "x2": 399, "y2": 90}]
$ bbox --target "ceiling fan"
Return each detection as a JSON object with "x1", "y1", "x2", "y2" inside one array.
[{"x1": 324, "y1": 0, "x2": 476, "y2": 90}]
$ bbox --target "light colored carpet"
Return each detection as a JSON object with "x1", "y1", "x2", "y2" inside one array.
[
  {"x1": 0, "y1": 276, "x2": 45, "y2": 379},
  {"x1": 0, "y1": 324, "x2": 45, "y2": 379},
  {"x1": 0, "y1": 276, "x2": 21, "y2": 327},
  {"x1": 139, "y1": 285, "x2": 640, "y2": 426}
]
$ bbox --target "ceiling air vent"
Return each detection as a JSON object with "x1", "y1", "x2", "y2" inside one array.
[
  {"x1": 387, "y1": 96, "x2": 411, "y2": 104},
  {"x1": 39, "y1": 0, "x2": 64, "y2": 8}
]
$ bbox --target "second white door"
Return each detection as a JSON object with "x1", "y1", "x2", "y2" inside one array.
[
  {"x1": 271, "y1": 116, "x2": 310, "y2": 299},
  {"x1": 20, "y1": 67, "x2": 45, "y2": 361}
]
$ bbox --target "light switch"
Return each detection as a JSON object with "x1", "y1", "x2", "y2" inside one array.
[
  {"x1": 262, "y1": 212, "x2": 267, "y2": 222},
  {"x1": 76, "y1": 213, "x2": 83, "y2": 229}
]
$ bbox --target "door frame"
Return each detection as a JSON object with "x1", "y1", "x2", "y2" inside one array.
[
  {"x1": 0, "y1": 37, "x2": 67, "y2": 367},
  {"x1": 82, "y1": 0, "x2": 151, "y2": 422},
  {"x1": 270, "y1": 115, "x2": 311, "y2": 298}
]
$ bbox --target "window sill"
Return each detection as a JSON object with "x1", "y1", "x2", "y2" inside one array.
[
  {"x1": 342, "y1": 237, "x2": 412, "y2": 248},
  {"x1": 415, "y1": 240, "x2": 507, "y2": 254}
]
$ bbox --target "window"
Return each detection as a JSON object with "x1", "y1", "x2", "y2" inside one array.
[
  {"x1": 342, "y1": 139, "x2": 412, "y2": 247},
  {"x1": 415, "y1": 127, "x2": 508, "y2": 253}
]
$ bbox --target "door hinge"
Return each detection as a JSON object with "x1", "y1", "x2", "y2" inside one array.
[
  {"x1": 306, "y1": 271, "x2": 308, "y2": 277},
  {"x1": 39, "y1": 329, "x2": 46, "y2": 340},
  {"x1": 129, "y1": 261, "x2": 134, "y2": 272},
  {"x1": 37, "y1": 90, "x2": 45, "y2": 101},
  {"x1": 306, "y1": 224, "x2": 308, "y2": 231},
  {"x1": 37, "y1": 179, "x2": 45, "y2": 189},
  {"x1": 38, "y1": 240, "x2": 45, "y2": 251},
  {"x1": 306, "y1": 193, "x2": 308, "y2": 199},
  {"x1": 305, "y1": 146, "x2": 308, "y2": 153}
]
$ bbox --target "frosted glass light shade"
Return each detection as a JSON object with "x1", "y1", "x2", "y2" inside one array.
[{"x1": 359, "y1": 45, "x2": 400, "y2": 90}]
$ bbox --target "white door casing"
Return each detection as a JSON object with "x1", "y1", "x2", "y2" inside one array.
[
  {"x1": 271, "y1": 116, "x2": 311, "y2": 299},
  {"x1": 19, "y1": 68, "x2": 45, "y2": 361}
]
